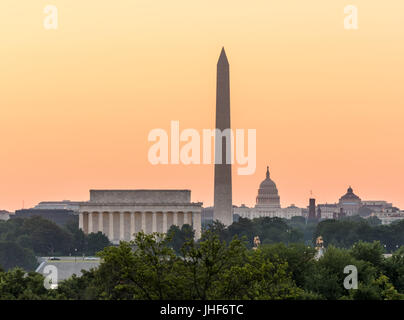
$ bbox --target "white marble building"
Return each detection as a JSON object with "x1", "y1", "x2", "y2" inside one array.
[
  {"x1": 79, "y1": 190, "x2": 202, "y2": 244},
  {"x1": 317, "y1": 203, "x2": 338, "y2": 220},
  {"x1": 34, "y1": 200, "x2": 83, "y2": 211},
  {"x1": 233, "y1": 167, "x2": 303, "y2": 220},
  {"x1": 375, "y1": 212, "x2": 404, "y2": 225},
  {"x1": 0, "y1": 210, "x2": 10, "y2": 221}
]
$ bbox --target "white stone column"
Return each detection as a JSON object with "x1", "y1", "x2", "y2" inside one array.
[
  {"x1": 98, "y1": 212, "x2": 103, "y2": 233},
  {"x1": 130, "y1": 212, "x2": 135, "y2": 240},
  {"x1": 173, "y1": 212, "x2": 178, "y2": 226},
  {"x1": 193, "y1": 212, "x2": 201, "y2": 239},
  {"x1": 120, "y1": 212, "x2": 125, "y2": 240},
  {"x1": 163, "y1": 212, "x2": 167, "y2": 234},
  {"x1": 109, "y1": 212, "x2": 114, "y2": 241},
  {"x1": 88, "y1": 212, "x2": 93, "y2": 234},
  {"x1": 141, "y1": 212, "x2": 146, "y2": 232},
  {"x1": 152, "y1": 212, "x2": 157, "y2": 233},
  {"x1": 184, "y1": 212, "x2": 189, "y2": 225},
  {"x1": 79, "y1": 212, "x2": 84, "y2": 231}
]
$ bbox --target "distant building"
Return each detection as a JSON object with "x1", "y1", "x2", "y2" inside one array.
[
  {"x1": 317, "y1": 206, "x2": 322, "y2": 220},
  {"x1": 363, "y1": 204, "x2": 404, "y2": 225},
  {"x1": 255, "y1": 166, "x2": 281, "y2": 209},
  {"x1": 338, "y1": 186, "x2": 362, "y2": 216},
  {"x1": 362, "y1": 200, "x2": 393, "y2": 209},
  {"x1": 201, "y1": 207, "x2": 214, "y2": 227},
  {"x1": 283, "y1": 204, "x2": 303, "y2": 219},
  {"x1": 36, "y1": 257, "x2": 101, "y2": 287},
  {"x1": 233, "y1": 166, "x2": 303, "y2": 220},
  {"x1": 317, "y1": 186, "x2": 364, "y2": 220},
  {"x1": 0, "y1": 210, "x2": 10, "y2": 221},
  {"x1": 34, "y1": 201, "x2": 83, "y2": 212},
  {"x1": 317, "y1": 203, "x2": 338, "y2": 220},
  {"x1": 11, "y1": 209, "x2": 77, "y2": 226},
  {"x1": 308, "y1": 198, "x2": 316, "y2": 220},
  {"x1": 315, "y1": 188, "x2": 403, "y2": 224},
  {"x1": 338, "y1": 207, "x2": 346, "y2": 219},
  {"x1": 78, "y1": 189, "x2": 202, "y2": 244},
  {"x1": 360, "y1": 200, "x2": 394, "y2": 215},
  {"x1": 375, "y1": 211, "x2": 404, "y2": 225}
]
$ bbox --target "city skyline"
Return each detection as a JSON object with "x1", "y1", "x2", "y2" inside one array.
[{"x1": 1, "y1": 1, "x2": 404, "y2": 211}]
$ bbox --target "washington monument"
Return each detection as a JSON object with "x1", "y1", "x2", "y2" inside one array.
[{"x1": 213, "y1": 48, "x2": 233, "y2": 226}]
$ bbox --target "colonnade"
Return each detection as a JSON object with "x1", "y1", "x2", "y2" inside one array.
[{"x1": 79, "y1": 210, "x2": 201, "y2": 241}]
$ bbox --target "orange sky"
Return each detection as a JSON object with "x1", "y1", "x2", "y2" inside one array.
[{"x1": 1, "y1": 1, "x2": 404, "y2": 211}]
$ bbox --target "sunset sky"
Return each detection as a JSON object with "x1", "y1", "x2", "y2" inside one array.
[{"x1": 1, "y1": 1, "x2": 404, "y2": 211}]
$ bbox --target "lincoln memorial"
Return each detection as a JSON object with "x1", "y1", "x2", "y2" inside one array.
[{"x1": 78, "y1": 190, "x2": 202, "y2": 243}]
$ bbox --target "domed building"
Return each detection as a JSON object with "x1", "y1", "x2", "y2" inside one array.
[
  {"x1": 233, "y1": 166, "x2": 303, "y2": 219},
  {"x1": 255, "y1": 166, "x2": 281, "y2": 208},
  {"x1": 338, "y1": 186, "x2": 362, "y2": 216}
]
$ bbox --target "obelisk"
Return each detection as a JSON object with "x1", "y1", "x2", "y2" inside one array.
[{"x1": 213, "y1": 48, "x2": 233, "y2": 226}]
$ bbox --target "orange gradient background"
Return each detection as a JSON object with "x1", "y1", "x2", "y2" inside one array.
[{"x1": 1, "y1": 1, "x2": 403, "y2": 211}]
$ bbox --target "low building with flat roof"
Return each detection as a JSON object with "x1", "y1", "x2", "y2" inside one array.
[
  {"x1": 0, "y1": 210, "x2": 10, "y2": 221},
  {"x1": 11, "y1": 209, "x2": 77, "y2": 226}
]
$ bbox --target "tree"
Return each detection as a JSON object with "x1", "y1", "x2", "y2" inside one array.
[
  {"x1": 85, "y1": 232, "x2": 111, "y2": 256},
  {"x1": 0, "y1": 268, "x2": 50, "y2": 300},
  {"x1": 314, "y1": 217, "x2": 404, "y2": 252},
  {"x1": 366, "y1": 216, "x2": 382, "y2": 226},
  {"x1": 20, "y1": 216, "x2": 73, "y2": 255},
  {"x1": 259, "y1": 243, "x2": 317, "y2": 288},
  {"x1": 0, "y1": 241, "x2": 38, "y2": 271},
  {"x1": 167, "y1": 224, "x2": 195, "y2": 254},
  {"x1": 204, "y1": 220, "x2": 229, "y2": 242},
  {"x1": 304, "y1": 246, "x2": 360, "y2": 299},
  {"x1": 94, "y1": 232, "x2": 188, "y2": 299},
  {"x1": 64, "y1": 220, "x2": 87, "y2": 254},
  {"x1": 216, "y1": 248, "x2": 307, "y2": 299},
  {"x1": 53, "y1": 271, "x2": 99, "y2": 300},
  {"x1": 224, "y1": 217, "x2": 303, "y2": 247},
  {"x1": 350, "y1": 241, "x2": 384, "y2": 268},
  {"x1": 349, "y1": 274, "x2": 403, "y2": 300},
  {"x1": 382, "y1": 250, "x2": 404, "y2": 294},
  {"x1": 181, "y1": 230, "x2": 248, "y2": 299}
]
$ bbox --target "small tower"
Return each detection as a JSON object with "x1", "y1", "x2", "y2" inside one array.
[{"x1": 308, "y1": 198, "x2": 316, "y2": 220}]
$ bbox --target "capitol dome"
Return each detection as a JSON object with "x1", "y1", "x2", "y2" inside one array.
[{"x1": 255, "y1": 166, "x2": 281, "y2": 208}]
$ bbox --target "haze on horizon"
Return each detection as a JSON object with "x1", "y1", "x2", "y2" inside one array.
[{"x1": 1, "y1": 1, "x2": 404, "y2": 211}]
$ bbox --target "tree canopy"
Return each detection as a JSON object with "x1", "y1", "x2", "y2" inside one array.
[{"x1": 0, "y1": 217, "x2": 111, "y2": 271}]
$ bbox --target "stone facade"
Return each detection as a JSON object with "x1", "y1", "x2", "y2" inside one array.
[
  {"x1": 79, "y1": 190, "x2": 202, "y2": 243},
  {"x1": 0, "y1": 210, "x2": 10, "y2": 221},
  {"x1": 233, "y1": 167, "x2": 303, "y2": 220},
  {"x1": 12, "y1": 209, "x2": 77, "y2": 226},
  {"x1": 317, "y1": 203, "x2": 338, "y2": 220},
  {"x1": 89, "y1": 190, "x2": 191, "y2": 204},
  {"x1": 338, "y1": 186, "x2": 362, "y2": 216},
  {"x1": 214, "y1": 48, "x2": 233, "y2": 227},
  {"x1": 34, "y1": 201, "x2": 83, "y2": 211},
  {"x1": 255, "y1": 166, "x2": 281, "y2": 209},
  {"x1": 234, "y1": 204, "x2": 303, "y2": 220}
]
